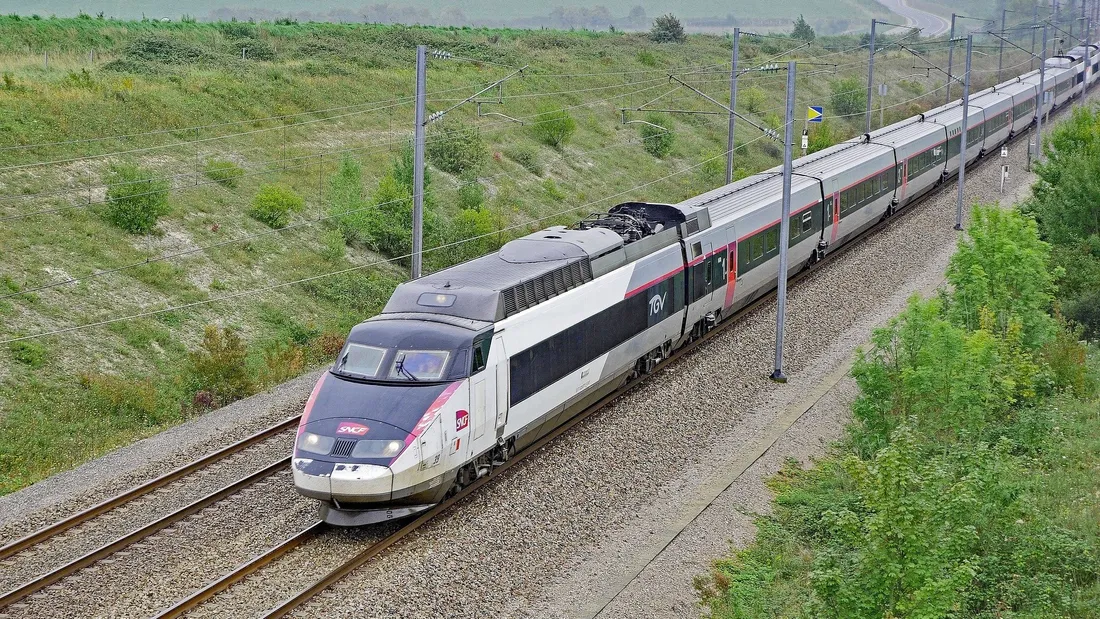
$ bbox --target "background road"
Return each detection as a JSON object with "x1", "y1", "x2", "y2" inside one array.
[{"x1": 877, "y1": 0, "x2": 952, "y2": 36}]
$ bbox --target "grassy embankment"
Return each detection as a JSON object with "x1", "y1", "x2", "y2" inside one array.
[
  {"x1": 696, "y1": 108, "x2": 1100, "y2": 618},
  {"x1": 0, "y1": 16, "x2": 1029, "y2": 493}
]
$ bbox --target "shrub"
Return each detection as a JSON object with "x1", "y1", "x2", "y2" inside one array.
[
  {"x1": 319, "y1": 229, "x2": 346, "y2": 261},
  {"x1": 248, "y1": 184, "x2": 304, "y2": 228},
  {"x1": 830, "y1": 76, "x2": 865, "y2": 118},
  {"x1": 636, "y1": 49, "x2": 659, "y2": 66},
  {"x1": 529, "y1": 105, "x2": 576, "y2": 149},
  {"x1": 807, "y1": 121, "x2": 838, "y2": 154},
  {"x1": 203, "y1": 159, "x2": 244, "y2": 188},
  {"x1": 1065, "y1": 289, "x2": 1100, "y2": 341},
  {"x1": 123, "y1": 35, "x2": 208, "y2": 64},
  {"x1": 650, "y1": 14, "x2": 685, "y2": 43},
  {"x1": 102, "y1": 162, "x2": 171, "y2": 234},
  {"x1": 457, "y1": 178, "x2": 485, "y2": 210},
  {"x1": 740, "y1": 86, "x2": 766, "y2": 114},
  {"x1": 946, "y1": 205, "x2": 1057, "y2": 347},
  {"x1": 9, "y1": 341, "x2": 47, "y2": 368},
  {"x1": 189, "y1": 325, "x2": 255, "y2": 407},
  {"x1": 640, "y1": 114, "x2": 674, "y2": 158},
  {"x1": 262, "y1": 343, "x2": 305, "y2": 386},
  {"x1": 328, "y1": 156, "x2": 370, "y2": 245},
  {"x1": 425, "y1": 118, "x2": 487, "y2": 175},
  {"x1": 503, "y1": 145, "x2": 543, "y2": 175}
]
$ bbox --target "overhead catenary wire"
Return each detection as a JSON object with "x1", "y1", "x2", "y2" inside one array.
[
  {"x1": 0, "y1": 126, "x2": 685, "y2": 301},
  {"x1": 0, "y1": 79, "x2": 678, "y2": 220},
  {"x1": 0, "y1": 136, "x2": 769, "y2": 346}
]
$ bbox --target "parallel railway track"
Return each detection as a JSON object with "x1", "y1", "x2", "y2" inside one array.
[
  {"x1": 0, "y1": 417, "x2": 300, "y2": 610},
  {"x1": 2, "y1": 95, "x2": 1079, "y2": 618}
]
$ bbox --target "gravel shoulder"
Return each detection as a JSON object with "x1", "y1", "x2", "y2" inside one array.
[
  {"x1": 0, "y1": 106, "x2": 1057, "y2": 619},
  {"x1": 0, "y1": 369, "x2": 322, "y2": 542}
]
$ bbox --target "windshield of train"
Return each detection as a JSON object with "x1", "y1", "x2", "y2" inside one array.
[{"x1": 336, "y1": 344, "x2": 452, "y2": 382}]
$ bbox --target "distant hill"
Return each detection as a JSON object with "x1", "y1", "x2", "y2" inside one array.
[{"x1": 0, "y1": 0, "x2": 898, "y2": 35}]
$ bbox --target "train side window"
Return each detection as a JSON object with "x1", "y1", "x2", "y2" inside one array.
[
  {"x1": 801, "y1": 212, "x2": 812, "y2": 235},
  {"x1": 764, "y1": 228, "x2": 778, "y2": 253},
  {"x1": 751, "y1": 236, "x2": 763, "y2": 260},
  {"x1": 471, "y1": 333, "x2": 492, "y2": 374}
]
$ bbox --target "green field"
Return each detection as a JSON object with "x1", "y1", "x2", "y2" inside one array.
[
  {"x1": 0, "y1": 16, "x2": 1039, "y2": 493},
  {"x1": 0, "y1": 0, "x2": 897, "y2": 33}
]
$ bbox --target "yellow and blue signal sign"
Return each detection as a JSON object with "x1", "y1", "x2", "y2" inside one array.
[{"x1": 808, "y1": 106, "x2": 823, "y2": 123}]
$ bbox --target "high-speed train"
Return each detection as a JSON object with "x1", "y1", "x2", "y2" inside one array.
[{"x1": 293, "y1": 44, "x2": 1100, "y2": 525}]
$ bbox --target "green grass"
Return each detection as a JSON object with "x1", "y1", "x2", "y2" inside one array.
[
  {"x1": 0, "y1": 1, "x2": 895, "y2": 29},
  {"x1": 0, "y1": 16, "x2": 1039, "y2": 494}
]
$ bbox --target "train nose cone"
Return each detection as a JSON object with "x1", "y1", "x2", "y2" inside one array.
[
  {"x1": 292, "y1": 459, "x2": 394, "y2": 503},
  {"x1": 331, "y1": 463, "x2": 393, "y2": 502}
]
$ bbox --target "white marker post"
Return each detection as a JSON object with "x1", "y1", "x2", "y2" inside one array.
[{"x1": 771, "y1": 61, "x2": 796, "y2": 384}]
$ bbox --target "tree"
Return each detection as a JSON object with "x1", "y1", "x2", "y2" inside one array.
[
  {"x1": 945, "y1": 205, "x2": 1058, "y2": 348},
  {"x1": 650, "y1": 13, "x2": 685, "y2": 43},
  {"x1": 830, "y1": 76, "x2": 865, "y2": 118},
  {"x1": 791, "y1": 14, "x2": 815, "y2": 42}
]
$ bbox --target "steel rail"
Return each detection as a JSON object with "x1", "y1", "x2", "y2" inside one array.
[
  {"x1": 251, "y1": 88, "x2": 1082, "y2": 619},
  {"x1": 0, "y1": 416, "x2": 300, "y2": 562},
  {"x1": 0, "y1": 457, "x2": 290, "y2": 610},
  {"x1": 153, "y1": 521, "x2": 328, "y2": 619}
]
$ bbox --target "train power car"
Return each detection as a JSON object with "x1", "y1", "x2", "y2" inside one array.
[{"x1": 292, "y1": 42, "x2": 1100, "y2": 526}]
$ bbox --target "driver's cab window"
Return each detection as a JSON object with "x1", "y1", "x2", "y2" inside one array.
[{"x1": 471, "y1": 333, "x2": 492, "y2": 374}]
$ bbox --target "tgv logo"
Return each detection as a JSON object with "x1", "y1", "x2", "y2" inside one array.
[{"x1": 649, "y1": 292, "x2": 667, "y2": 316}]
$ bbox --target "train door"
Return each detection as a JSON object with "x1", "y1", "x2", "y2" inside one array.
[
  {"x1": 826, "y1": 178, "x2": 841, "y2": 244},
  {"x1": 469, "y1": 332, "x2": 493, "y2": 455},
  {"x1": 493, "y1": 335, "x2": 509, "y2": 437},
  {"x1": 418, "y1": 418, "x2": 444, "y2": 471}
]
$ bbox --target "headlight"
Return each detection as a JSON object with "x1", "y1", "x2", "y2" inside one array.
[
  {"x1": 351, "y1": 439, "x2": 405, "y2": 458},
  {"x1": 297, "y1": 432, "x2": 335, "y2": 455}
]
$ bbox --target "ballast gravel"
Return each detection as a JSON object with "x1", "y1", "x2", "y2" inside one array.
[
  {"x1": 265, "y1": 123, "x2": 1041, "y2": 619},
  {"x1": 0, "y1": 106, "x2": 1070, "y2": 619}
]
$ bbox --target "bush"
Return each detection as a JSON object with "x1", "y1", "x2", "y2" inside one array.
[
  {"x1": 425, "y1": 118, "x2": 487, "y2": 176},
  {"x1": 830, "y1": 76, "x2": 865, "y2": 119},
  {"x1": 640, "y1": 114, "x2": 674, "y2": 158},
  {"x1": 102, "y1": 163, "x2": 171, "y2": 234},
  {"x1": 203, "y1": 158, "x2": 244, "y2": 188},
  {"x1": 319, "y1": 229, "x2": 346, "y2": 261},
  {"x1": 529, "y1": 105, "x2": 576, "y2": 149},
  {"x1": 329, "y1": 156, "x2": 370, "y2": 245},
  {"x1": 9, "y1": 341, "x2": 47, "y2": 369},
  {"x1": 188, "y1": 325, "x2": 256, "y2": 407},
  {"x1": 262, "y1": 343, "x2": 305, "y2": 387},
  {"x1": 1065, "y1": 290, "x2": 1100, "y2": 341},
  {"x1": 636, "y1": 49, "x2": 659, "y2": 66},
  {"x1": 740, "y1": 86, "x2": 766, "y2": 114},
  {"x1": 503, "y1": 145, "x2": 543, "y2": 175},
  {"x1": 248, "y1": 184, "x2": 304, "y2": 228},
  {"x1": 457, "y1": 178, "x2": 485, "y2": 210},
  {"x1": 650, "y1": 14, "x2": 685, "y2": 43}
]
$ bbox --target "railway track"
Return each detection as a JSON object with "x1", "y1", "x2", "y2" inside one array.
[
  {"x1": 153, "y1": 181, "x2": 924, "y2": 618},
  {"x1": 1, "y1": 95, "x2": 1081, "y2": 619},
  {"x1": 0, "y1": 416, "x2": 300, "y2": 611},
  {"x1": 159, "y1": 97, "x2": 1076, "y2": 618}
]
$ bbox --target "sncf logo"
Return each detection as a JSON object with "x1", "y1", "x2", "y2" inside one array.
[
  {"x1": 335, "y1": 422, "x2": 369, "y2": 436},
  {"x1": 456, "y1": 409, "x2": 470, "y2": 432}
]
